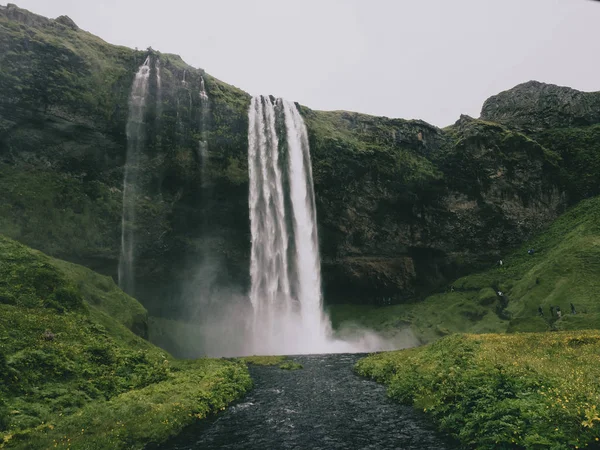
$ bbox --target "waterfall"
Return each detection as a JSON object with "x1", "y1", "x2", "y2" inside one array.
[
  {"x1": 247, "y1": 96, "x2": 330, "y2": 354},
  {"x1": 281, "y1": 100, "x2": 328, "y2": 346},
  {"x1": 118, "y1": 56, "x2": 151, "y2": 295},
  {"x1": 198, "y1": 76, "x2": 210, "y2": 202},
  {"x1": 156, "y1": 58, "x2": 162, "y2": 117},
  {"x1": 199, "y1": 76, "x2": 208, "y2": 101}
]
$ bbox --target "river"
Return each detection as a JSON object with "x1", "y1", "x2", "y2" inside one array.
[{"x1": 158, "y1": 353, "x2": 453, "y2": 450}]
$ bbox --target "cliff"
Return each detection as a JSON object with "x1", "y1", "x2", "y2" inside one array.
[{"x1": 1, "y1": 4, "x2": 596, "y2": 319}]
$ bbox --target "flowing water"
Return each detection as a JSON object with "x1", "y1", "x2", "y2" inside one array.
[
  {"x1": 156, "y1": 58, "x2": 162, "y2": 117},
  {"x1": 157, "y1": 354, "x2": 453, "y2": 450},
  {"x1": 199, "y1": 75, "x2": 210, "y2": 190},
  {"x1": 118, "y1": 56, "x2": 151, "y2": 295},
  {"x1": 199, "y1": 75, "x2": 208, "y2": 101},
  {"x1": 248, "y1": 96, "x2": 332, "y2": 355},
  {"x1": 247, "y1": 97, "x2": 397, "y2": 355}
]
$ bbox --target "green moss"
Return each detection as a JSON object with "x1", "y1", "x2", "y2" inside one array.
[
  {"x1": 0, "y1": 235, "x2": 251, "y2": 448},
  {"x1": 240, "y1": 356, "x2": 288, "y2": 366},
  {"x1": 536, "y1": 124, "x2": 600, "y2": 200},
  {"x1": 279, "y1": 361, "x2": 303, "y2": 371},
  {"x1": 0, "y1": 164, "x2": 121, "y2": 263},
  {"x1": 303, "y1": 108, "x2": 444, "y2": 190},
  {"x1": 5, "y1": 359, "x2": 251, "y2": 450},
  {"x1": 356, "y1": 332, "x2": 600, "y2": 449}
]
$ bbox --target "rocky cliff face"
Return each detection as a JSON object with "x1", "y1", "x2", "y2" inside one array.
[
  {"x1": 1, "y1": 5, "x2": 593, "y2": 316},
  {"x1": 481, "y1": 81, "x2": 600, "y2": 202},
  {"x1": 481, "y1": 80, "x2": 600, "y2": 131}
]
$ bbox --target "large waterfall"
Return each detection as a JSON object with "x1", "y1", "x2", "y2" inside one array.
[
  {"x1": 247, "y1": 96, "x2": 400, "y2": 355},
  {"x1": 248, "y1": 96, "x2": 330, "y2": 354},
  {"x1": 118, "y1": 57, "x2": 151, "y2": 295}
]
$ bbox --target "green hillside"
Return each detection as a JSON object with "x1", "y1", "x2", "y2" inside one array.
[
  {"x1": 0, "y1": 235, "x2": 251, "y2": 449},
  {"x1": 330, "y1": 195, "x2": 600, "y2": 342}
]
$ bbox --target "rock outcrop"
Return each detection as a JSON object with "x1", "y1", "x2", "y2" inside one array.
[{"x1": 481, "y1": 81, "x2": 600, "y2": 131}]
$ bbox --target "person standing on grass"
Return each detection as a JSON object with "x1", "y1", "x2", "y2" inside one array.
[
  {"x1": 556, "y1": 306, "x2": 562, "y2": 319},
  {"x1": 571, "y1": 303, "x2": 577, "y2": 314},
  {"x1": 538, "y1": 306, "x2": 543, "y2": 316}
]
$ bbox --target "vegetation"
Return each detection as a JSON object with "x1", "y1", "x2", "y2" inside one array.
[
  {"x1": 240, "y1": 356, "x2": 288, "y2": 366},
  {"x1": 330, "y1": 195, "x2": 600, "y2": 342},
  {"x1": 356, "y1": 332, "x2": 600, "y2": 449},
  {"x1": 279, "y1": 361, "x2": 303, "y2": 371},
  {"x1": 0, "y1": 235, "x2": 251, "y2": 449},
  {"x1": 535, "y1": 124, "x2": 600, "y2": 201}
]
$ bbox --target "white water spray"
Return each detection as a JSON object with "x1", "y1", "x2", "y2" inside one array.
[{"x1": 118, "y1": 56, "x2": 151, "y2": 294}]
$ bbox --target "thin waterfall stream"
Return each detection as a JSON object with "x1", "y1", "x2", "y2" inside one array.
[{"x1": 118, "y1": 56, "x2": 151, "y2": 295}]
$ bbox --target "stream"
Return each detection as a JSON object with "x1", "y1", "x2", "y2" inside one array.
[{"x1": 159, "y1": 353, "x2": 453, "y2": 449}]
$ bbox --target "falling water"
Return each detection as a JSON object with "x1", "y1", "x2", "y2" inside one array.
[
  {"x1": 198, "y1": 76, "x2": 210, "y2": 188},
  {"x1": 156, "y1": 58, "x2": 162, "y2": 117},
  {"x1": 118, "y1": 56, "x2": 151, "y2": 295},
  {"x1": 247, "y1": 97, "x2": 403, "y2": 355},
  {"x1": 199, "y1": 75, "x2": 208, "y2": 101},
  {"x1": 247, "y1": 97, "x2": 328, "y2": 354},
  {"x1": 281, "y1": 100, "x2": 329, "y2": 348}
]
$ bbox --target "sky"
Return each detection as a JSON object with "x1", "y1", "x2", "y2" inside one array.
[{"x1": 9, "y1": 0, "x2": 600, "y2": 127}]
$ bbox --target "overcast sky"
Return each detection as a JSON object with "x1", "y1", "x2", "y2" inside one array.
[{"x1": 10, "y1": 0, "x2": 600, "y2": 126}]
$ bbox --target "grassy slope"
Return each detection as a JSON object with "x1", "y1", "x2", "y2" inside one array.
[
  {"x1": 356, "y1": 332, "x2": 600, "y2": 449},
  {"x1": 330, "y1": 195, "x2": 600, "y2": 342},
  {"x1": 0, "y1": 235, "x2": 251, "y2": 449}
]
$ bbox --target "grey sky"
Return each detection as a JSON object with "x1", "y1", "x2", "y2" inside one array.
[{"x1": 10, "y1": 0, "x2": 600, "y2": 126}]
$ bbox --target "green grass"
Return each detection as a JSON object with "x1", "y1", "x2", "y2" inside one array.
[
  {"x1": 4, "y1": 359, "x2": 251, "y2": 449},
  {"x1": 329, "y1": 195, "x2": 600, "y2": 342},
  {"x1": 356, "y1": 332, "x2": 600, "y2": 449},
  {"x1": 279, "y1": 362, "x2": 303, "y2": 371},
  {"x1": 240, "y1": 356, "x2": 288, "y2": 366},
  {"x1": 0, "y1": 235, "x2": 251, "y2": 449}
]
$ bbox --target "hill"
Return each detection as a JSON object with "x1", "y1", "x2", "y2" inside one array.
[
  {"x1": 330, "y1": 195, "x2": 600, "y2": 342},
  {"x1": 0, "y1": 234, "x2": 250, "y2": 449}
]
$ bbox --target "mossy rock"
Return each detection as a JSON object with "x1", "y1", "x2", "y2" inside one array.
[{"x1": 279, "y1": 361, "x2": 303, "y2": 371}]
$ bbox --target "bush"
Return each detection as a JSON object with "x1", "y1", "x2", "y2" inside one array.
[
  {"x1": 48, "y1": 286, "x2": 85, "y2": 311},
  {"x1": 279, "y1": 361, "x2": 303, "y2": 371}
]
